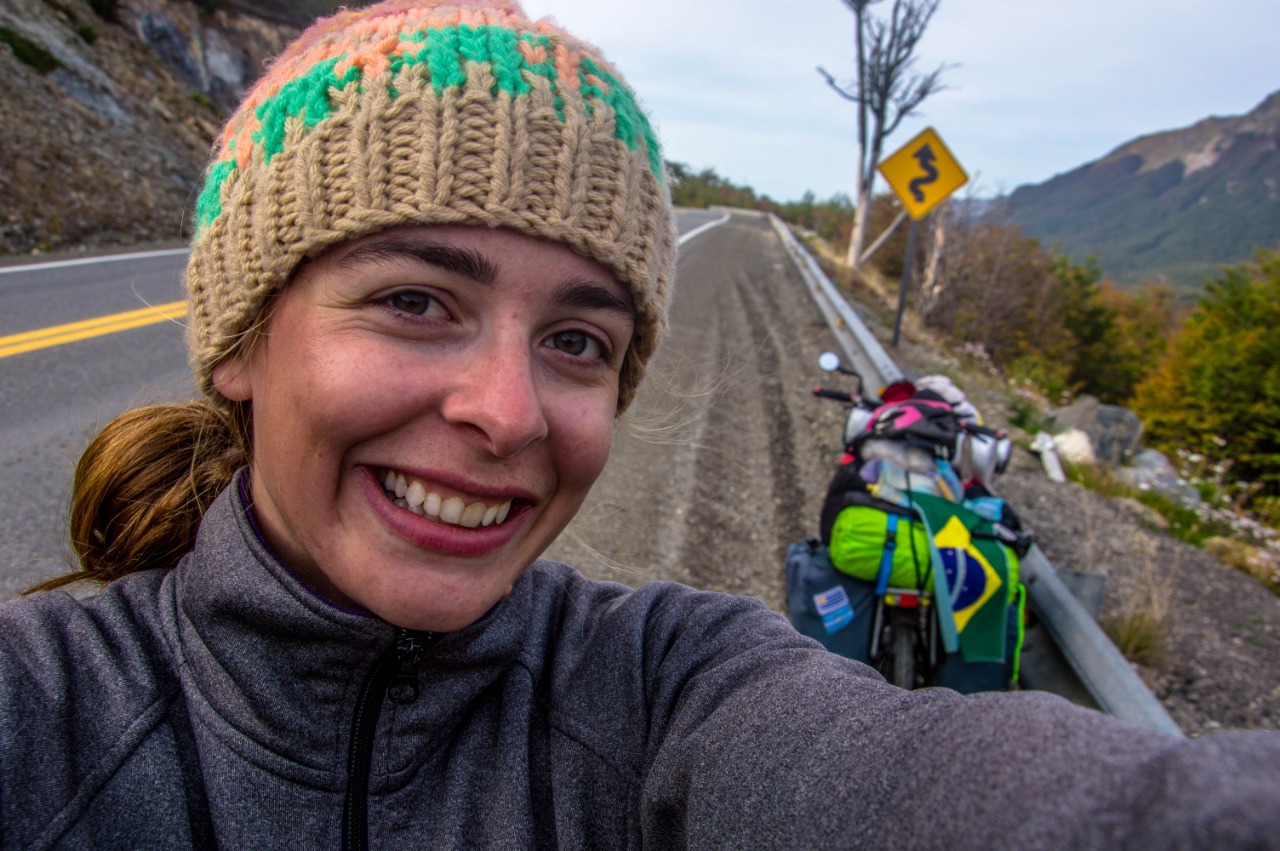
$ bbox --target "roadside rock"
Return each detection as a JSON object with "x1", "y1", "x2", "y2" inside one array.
[
  {"x1": 1047, "y1": 395, "x2": 1144, "y2": 466},
  {"x1": 1114, "y1": 448, "x2": 1203, "y2": 507},
  {"x1": 0, "y1": 0, "x2": 297, "y2": 256}
]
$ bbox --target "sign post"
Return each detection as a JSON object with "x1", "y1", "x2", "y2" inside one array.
[{"x1": 876, "y1": 127, "x2": 968, "y2": 347}]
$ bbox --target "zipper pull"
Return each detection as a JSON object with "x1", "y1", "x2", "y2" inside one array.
[{"x1": 386, "y1": 629, "x2": 428, "y2": 705}]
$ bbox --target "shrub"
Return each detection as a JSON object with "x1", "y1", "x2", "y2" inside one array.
[
  {"x1": 1132, "y1": 248, "x2": 1280, "y2": 500},
  {"x1": 1102, "y1": 610, "x2": 1166, "y2": 666},
  {"x1": 0, "y1": 27, "x2": 61, "y2": 74}
]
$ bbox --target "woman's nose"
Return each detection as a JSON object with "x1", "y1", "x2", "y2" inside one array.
[{"x1": 440, "y1": 342, "x2": 549, "y2": 458}]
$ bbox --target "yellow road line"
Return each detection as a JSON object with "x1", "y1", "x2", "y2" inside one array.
[{"x1": 0, "y1": 301, "x2": 188, "y2": 359}]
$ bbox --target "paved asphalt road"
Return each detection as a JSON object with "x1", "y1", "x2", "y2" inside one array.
[
  {"x1": 0, "y1": 249, "x2": 192, "y2": 597},
  {"x1": 0, "y1": 210, "x2": 740, "y2": 598}
]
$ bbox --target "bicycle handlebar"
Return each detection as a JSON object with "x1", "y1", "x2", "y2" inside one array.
[{"x1": 812, "y1": 387, "x2": 855, "y2": 403}]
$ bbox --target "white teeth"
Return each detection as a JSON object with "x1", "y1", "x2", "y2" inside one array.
[
  {"x1": 460, "y1": 502, "x2": 486, "y2": 528},
  {"x1": 381, "y1": 470, "x2": 515, "y2": 528},
  {"x1": 440, "y1": 497, "x2": 464, "y2": 524}
]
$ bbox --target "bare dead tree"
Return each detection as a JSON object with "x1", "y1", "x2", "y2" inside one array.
[{"x1": 819, "y1": 0, "x2": 947, "y2": 270}]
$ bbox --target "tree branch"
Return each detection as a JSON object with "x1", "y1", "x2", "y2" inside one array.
[{"x1": 816, "y1": 66, "x2": 859, "y2": 103}]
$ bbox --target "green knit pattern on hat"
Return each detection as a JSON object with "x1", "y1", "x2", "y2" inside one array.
[{"x1": 194, "y1": 26, "x2": 663, "y2": 235}]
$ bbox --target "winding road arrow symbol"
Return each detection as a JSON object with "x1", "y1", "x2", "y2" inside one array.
[{"x1": 908, "y1": 143, "x2": 939, "y2": 203}]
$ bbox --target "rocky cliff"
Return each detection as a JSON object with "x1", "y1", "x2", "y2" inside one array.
[{"x1": 0, "y1": 0, "x2": 303, "y2": 255}]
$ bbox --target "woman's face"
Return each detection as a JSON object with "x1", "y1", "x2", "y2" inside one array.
[{"x1": 213, "y1": 225, "x2": 634, "y2": 631}]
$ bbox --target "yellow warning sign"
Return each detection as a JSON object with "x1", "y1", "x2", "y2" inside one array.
[{"x1": 877, "y1": 127, "x2": 968, "y2": 220}]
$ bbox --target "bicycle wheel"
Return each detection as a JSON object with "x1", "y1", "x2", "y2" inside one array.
[{"x1": 890, "y1": 622, "x2": 916, "y2": 689}]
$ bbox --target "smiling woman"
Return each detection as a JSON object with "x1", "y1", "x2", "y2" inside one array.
[
  {"x1": 2, "y1": 1, "x2": 1280, "y2": 848},
  {"x1": 212, "y1": 225, "x2": 632, "y2": 631}
]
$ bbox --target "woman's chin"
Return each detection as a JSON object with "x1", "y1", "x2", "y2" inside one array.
[{"x1": 345, "y1": 574, "x2": 515, "y2": 633}]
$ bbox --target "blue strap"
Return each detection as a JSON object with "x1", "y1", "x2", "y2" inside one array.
[{"x1": 875, "y1": 513, "x2": 899, "y2": 596}]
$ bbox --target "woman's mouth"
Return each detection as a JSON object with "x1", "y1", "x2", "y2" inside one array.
[{"x1": 380, "y1": 469, "x2": 513, "y2": 528}]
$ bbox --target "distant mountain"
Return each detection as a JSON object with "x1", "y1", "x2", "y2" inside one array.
[{"x1": 1003, "y1": 91, "x2": 1280, "y2": 295}]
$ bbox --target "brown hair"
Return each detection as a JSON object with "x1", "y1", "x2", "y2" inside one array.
[{"x1": 26, "y1": 401, "x2": 250, "y2": 593}]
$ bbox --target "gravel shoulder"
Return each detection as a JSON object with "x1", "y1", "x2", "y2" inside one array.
[{"x1": 548, "y1": 212, "x2": 1280, "y2": 737}]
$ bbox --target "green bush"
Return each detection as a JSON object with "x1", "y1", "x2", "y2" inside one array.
[
  {"x1": 0, "y1": 27, "x2": 61, "y2": 74},
  {"x1": 1132, "y1": 248, "x2": 1280, "y2": 501},
  {"x1": 1005, "y1": 392, "x2": 1049, "y2": 433}
]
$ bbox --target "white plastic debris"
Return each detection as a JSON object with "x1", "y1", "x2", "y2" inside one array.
[{"x1": 1031, "y1": 431, "x2": 1067, "y2": 483}]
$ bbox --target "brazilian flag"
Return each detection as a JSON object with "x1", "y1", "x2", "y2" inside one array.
[{"x1": 907, "y1": 491, "x2": 1010, "y2": 663}]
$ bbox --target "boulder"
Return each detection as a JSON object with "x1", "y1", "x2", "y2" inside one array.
[
  {"x1": 1114, "y1": 448, "x2": 1203, "y2": 508},
  {"x1": 1048, "y1": 395, "x2": 1144, "y2": 467}
]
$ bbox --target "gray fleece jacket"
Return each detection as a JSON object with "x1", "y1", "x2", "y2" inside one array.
[{"x1": 2, "y1": 477, "x2": 1279, "y2": 849}]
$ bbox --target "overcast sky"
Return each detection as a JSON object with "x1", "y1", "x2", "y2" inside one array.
[{"x1": 522, "y1": 0, "x2": 1280, "y2": 202}]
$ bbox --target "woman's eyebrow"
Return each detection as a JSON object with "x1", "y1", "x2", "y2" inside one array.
[
  {"x1": 554, "y1": 279, "x2": 636, "y2": 321},
  {"x1": 337, "y1": 238, "x2": 496, "y2": 284}
]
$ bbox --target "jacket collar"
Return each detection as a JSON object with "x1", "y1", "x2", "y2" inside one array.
[{"x1": 164, "y1": 470, "x2": 535, "y2": 768}]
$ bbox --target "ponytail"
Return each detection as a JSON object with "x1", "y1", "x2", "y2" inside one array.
[{"x1": 26, "y1": 400, "x2": 250, "y2": 593}]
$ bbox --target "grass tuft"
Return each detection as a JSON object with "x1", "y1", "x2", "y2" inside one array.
[
  {"x1": 1100, "y1": 529, "x2": 1172, "y2": 666},
  {"x1": 1103, "y1": 610, "x2": 1167, "y2": 666}
]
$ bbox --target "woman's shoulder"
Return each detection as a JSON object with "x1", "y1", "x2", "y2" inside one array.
[
  {"x1": 0, "y1": 570, "x2": 178, "y2": 706},
  {"x1": 0, "y1": 572, "x2": 191, "y2": 844}
]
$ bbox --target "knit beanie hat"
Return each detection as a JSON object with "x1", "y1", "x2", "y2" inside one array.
[{"x1": 186, "y1": 0, "x2": 676, "y2": 412}]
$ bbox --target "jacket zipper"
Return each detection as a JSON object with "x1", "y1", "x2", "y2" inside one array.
[{"x1": 341, "y1": 629, "x2": 431, "y2": 851}]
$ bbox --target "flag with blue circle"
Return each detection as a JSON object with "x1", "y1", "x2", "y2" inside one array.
[{"x1": 908, "y1": 491, "x2": 1010, "y2": 662}]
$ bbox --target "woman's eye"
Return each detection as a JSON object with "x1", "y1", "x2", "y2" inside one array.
[
  {"x1": 386, "y1": 291, "x2": 441, "y2": 317},
  {"x1": 550, "y1": 331, "x2": 604, "y2": 360}
]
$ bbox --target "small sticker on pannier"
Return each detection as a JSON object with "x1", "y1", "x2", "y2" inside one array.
[{"x1": 814, "y1": 586, "x2": 854, "y2": 634}]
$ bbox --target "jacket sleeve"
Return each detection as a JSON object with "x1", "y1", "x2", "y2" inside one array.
[
  {"x1": 0, "y1": 576, "x2": 194, "y2": 849},
  {"x1": 635, "y1": 588, "x2": 1280, "y2": 849}
]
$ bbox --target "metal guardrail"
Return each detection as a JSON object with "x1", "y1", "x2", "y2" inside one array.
[
  {"x1": 767, "y1": 212, "x2": 1185, "y2": 737},
  {"x1": 1020, "y1": 548, "x2": 1183, "y2": 735},
  {"x1": 767, "y1": 216, "x2": 904, "y2": 387}
]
